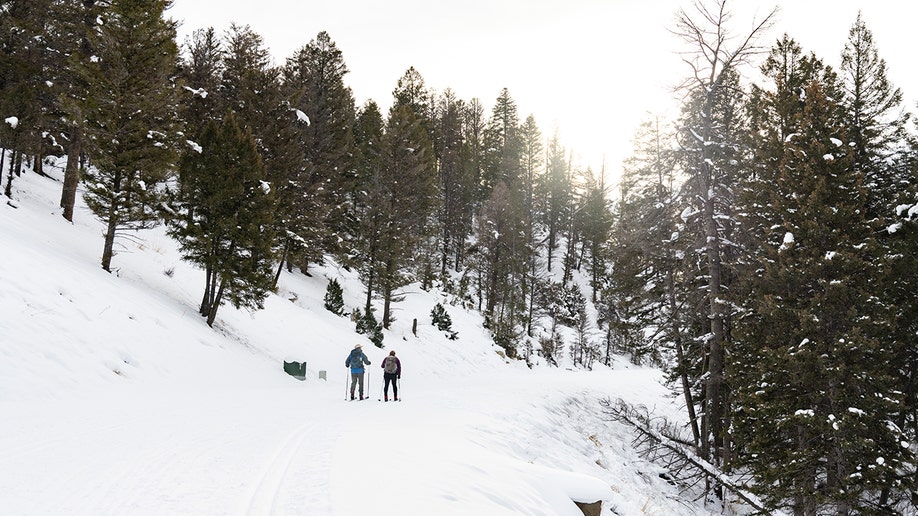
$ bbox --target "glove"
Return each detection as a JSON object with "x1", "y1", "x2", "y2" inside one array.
[{"x1": 397, "y1": 375, "x2": 401, "y2": 379}]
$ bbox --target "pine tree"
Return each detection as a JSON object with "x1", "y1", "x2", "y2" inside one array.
[
  {"x1": 50, "y1": 0, "x2": 106, "y2": 221},
  {"x1": 476, "y1": 180, "x2": 527, "y2": 356},
  {"x1": 283, "y1": 31, "x2": 356, "y2": 264},
  {"x1": 391, "y1": 66, "x2": 434, "y2": 139},
  {"x1": 840, "y1": 21, "x2": 918, "y2": 500},
  {"x1": 374, "y1": 103, "x2": 437, "y2": 328},
  {"x1": 218, "y1": 25, "x2": 309, "y2": 288},
  {"x1": 518, "y1": 114, "x2": 543, "y2": 336},
  {"x1": 323, "y1": 278, "x2": 345, "y2": 316},
  {"x1": 169, "y1": 113, "x2": 275, "y2": 327},
  {"x1": 734, "y1": 78, "x2": 911, "y2": 513},
  {"x1": 434, "y1": 89, "x2": 471, "y2": 278},
  {"x1": 80, "y1": 0, "x2": 179, "y2": 272},
  {"x1": 457, "y1": 97, "x2": 487, "y2": 268},
  {"x1": 537, "y1": 132, "x2": 570, "y2": 272},
  {"x1": 351, "y1": 100, "x2": 386, "y2": 315},
  {"x1": 178, "y1": 27, "x2": 224, "y2": 140},
  {"x1": 482, "y1": 88, "x2": 522, "y2": 194},
  {"x1": 840, "y1": 13, "x2": 909, "y2": 223},
  {"x1": 0, "y1": 0, "x2": 54, "y2": 194}
]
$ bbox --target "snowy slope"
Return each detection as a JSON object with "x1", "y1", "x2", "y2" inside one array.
[{"x1": 0, "y1": 164, "x2": 725, "y2": 515}]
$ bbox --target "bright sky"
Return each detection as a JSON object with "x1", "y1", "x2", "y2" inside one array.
[{"x1": 167, "y1": 1, "x2": 918, "y2": 182}]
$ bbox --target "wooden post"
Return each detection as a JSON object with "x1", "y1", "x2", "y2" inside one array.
[{"x1": 412, "y1": 318, "x2": 417, "y2": 336}]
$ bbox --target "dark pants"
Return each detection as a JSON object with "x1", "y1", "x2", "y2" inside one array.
[{"x1": 383, "y1": 372, "x2": 398, "y2": 399}]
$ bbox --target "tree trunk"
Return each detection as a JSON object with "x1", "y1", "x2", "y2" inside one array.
[
  {"x1": 100, "y1": 209, "x2": 118, "y2": 272},
  {"x1": 526, "y1": 259, "x2": 536, "y2": 337},
  {"x1": 272, "y1": 239, "x2": 290, "y2": 290},
  {"x1": 14, "y1": 149, "x2": 23, "y2": 176},
  {"x1": 365, "y1": 261, "x2": 375, "y2": 316},
  {"x1": 0, "y1": 146, "x2": 6, "y2": 197},
  {"x1": 200, "y1": 266, "x2": 213, "y2": 316},
  {"x1": 382, "y1": 285, "x2": 392, "y2": 330},
  {"x1": 669, "y1": 271, "x2": 701, "y2": 449},
  {"x1": 3, "y1": 156, "x2": 11, "y2": 198},
  {"x1": 704, "y1": 183, "x2": 726, "y2": 466},
  {"x1": 61, "y1": 129, "x2": 81, "y2": 221},
  {"x1": 206, "y1": 277, "x2": 226, "y2": 327},
  {"x1": 547, "y1": 225, "x2": 555, "y2": 271},
  {"x1": 381, "y1": 259, "x2": 394, "y2": 329}
]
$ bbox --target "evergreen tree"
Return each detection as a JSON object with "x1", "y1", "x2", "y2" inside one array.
[
  {"x1": 482, "y1": 88, "x2": 522, "y2": 194},
  {"x1": 169, "y1": 113, "x2": 275, "y2": 327},
  {"x1": 375, "y1": 103, "x2": 437, "y2": 328},
  {"x1": 323, "y1": 278, "x2": 345, "y2": 316},
  {"x1": 430, "y1": 302, "x2": 457, "y2": 340},
  {"x1": 219, "y1": 25, "x2": 309, "y2": 288},
  {"x1": 0, "y1": 0, "x2": 53, "y2": 194},
  {"x1": 840, "y1": 21, "x2": 918, "y2": 498},
  {"x1": 537, "y1": 132, "x2": 570, "y2": 272},
  {"x1": 434, "y1": 89, "x2": 471, "y2": 278},
  {"x1": 351, "y1": 100, "x2": 386, "y2": 315},
  {"x1": 51, "y1": 0, "x2": 106, "y2": 221},
  {"x1": 519, "y1": 114, "x2": 543, "y2": 236},
  {"x1": 840, "y1": 13, "x2": 909, "y2": 223},
  {"x1": 475, "y1": 180, "x2": 528, "y2": 357},
  {"x1": 458, "y1": 97, "x2": 487, "y2": 264},
  {"x1": 391, "y1": 66, "x2": 433, "y2": 138},
  {"x1": 353, "y1": 306, "x2": 383, "y2": 347},
  {"x1": 178, "y1": 27, "x2": 223, "y2": 140},
  {"x1": 283, "y1": 31, "x2": 356, "y2": 264},
  {"x1": 518, "y1": 114, "x2": 543, "y2": 336},
  {"x1": 80, "y1": 0, "x2": 179, "y2": 272},
  {"x1": 734, "y1": 78, "x2": 912, "y2": 513}
]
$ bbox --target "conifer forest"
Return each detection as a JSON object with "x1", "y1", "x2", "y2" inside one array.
[{"x1": 2, "y1": 0, "x2": 918, "y2": 513}]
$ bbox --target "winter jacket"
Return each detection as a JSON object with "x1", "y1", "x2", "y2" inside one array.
[
  {"x1": 381, "y1": 356, "x2": 401, "y2": 377},
  {"x1": 346, "y1": 349, "x2": 370, "y2": 373}
]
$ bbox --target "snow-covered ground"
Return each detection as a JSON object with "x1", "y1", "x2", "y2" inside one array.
[{"x1": 0, "y1": 164, "x2": 724, "y2": 515}]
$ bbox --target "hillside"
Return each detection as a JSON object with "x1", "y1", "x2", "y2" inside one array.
[{"x1": 0, "y1": 164, "x2": 725, "y2": 515}]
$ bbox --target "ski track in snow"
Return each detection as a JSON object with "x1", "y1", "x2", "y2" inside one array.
[{"x1": 244, "y1": 420, "x2": 336, "y2": 515}]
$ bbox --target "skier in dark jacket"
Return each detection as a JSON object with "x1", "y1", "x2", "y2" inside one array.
[
  {"x1": 381, "y1": 350, "x2": 401, "y2": 401},
  {"x1": 346, "y1": 344, "x2": 371, "y2": 400}
]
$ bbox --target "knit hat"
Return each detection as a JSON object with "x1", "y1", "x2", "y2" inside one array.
[{"x1": 389, "y1": 350, "x2": 396, "y2": 356}]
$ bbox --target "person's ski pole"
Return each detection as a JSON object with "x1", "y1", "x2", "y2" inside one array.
[{"x1": 344, "y1": 370, "x2": 348, "y2": 401}]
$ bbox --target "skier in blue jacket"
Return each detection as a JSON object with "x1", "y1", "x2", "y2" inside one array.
[{"x1": 346, "y1": 344, "x2": 371, "y2": 400}]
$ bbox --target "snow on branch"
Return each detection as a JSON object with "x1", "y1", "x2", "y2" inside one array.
[{"x1": 888, "y1": 202, "x2": 918, "y2": 233}]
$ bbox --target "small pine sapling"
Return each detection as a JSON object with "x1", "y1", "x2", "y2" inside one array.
[
  {"x1": 353, "y1": 307, "x2": 384, "y2": 347},
  {"x1": 430, "y1": 303, "x2": 458, "y2": 340},
  {"x1": 323, "y1": 278, "x2": 345, "y2": 315}
]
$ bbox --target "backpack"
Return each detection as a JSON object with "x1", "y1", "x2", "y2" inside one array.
[
  {"x1": 348, "y1": 350, "x2": 364, "y2": 369},
  {"x1": 384, "y1": 356, "x2": 398, "y2": 374}
]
